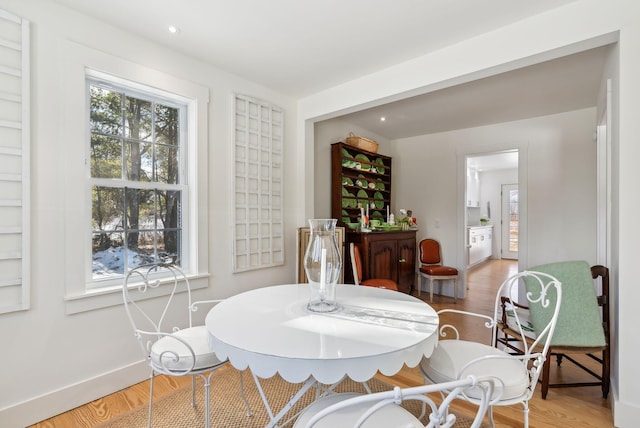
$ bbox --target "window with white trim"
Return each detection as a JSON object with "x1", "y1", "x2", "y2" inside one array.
[{"x1": 88, "y1": 76, "x2": 187, "y2": 285}]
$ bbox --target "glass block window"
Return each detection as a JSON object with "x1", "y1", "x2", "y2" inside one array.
[{"x1": 233, "y1": 94, "x2": 283, "y2": 272}]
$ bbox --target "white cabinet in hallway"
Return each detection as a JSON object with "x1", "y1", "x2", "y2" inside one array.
[
  {"x1": 467, "y1": 225, "x2": 493, "y2": 267},
  {"x1": 466, "y1": 167, "x2": 480, "y2": 207}
]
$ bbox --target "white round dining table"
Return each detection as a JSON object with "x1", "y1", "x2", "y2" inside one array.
[
  {"x1": 206, "y1": 284, "x2": 438, "y2": 427},
  {"x1": 206, "y1": 283, "x2": 438, "y2": 384}
]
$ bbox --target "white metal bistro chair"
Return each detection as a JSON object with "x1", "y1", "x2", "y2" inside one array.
[
  {"x1": 293, "y1": 375, "x2": 501, "y2": 428},
  {"x1": 419, "y1": 270, "x2": 562, "y2": 428},
  {"x1": 122, "y1": 263, "x2": 251, "y2": 428}
]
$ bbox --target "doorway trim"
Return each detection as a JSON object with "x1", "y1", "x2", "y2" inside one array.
[
  {"x1": 596, "y1": 78, "x2": 612, "y2": 269},
  {"x1": 457, "y1": 144, "x2": 528, "y2": 299}
]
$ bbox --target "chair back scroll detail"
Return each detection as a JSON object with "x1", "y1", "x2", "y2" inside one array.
[
  {"x1": 299, "y1": 375, "x2": 502, "y2": 428},
  {"x1": 122, "y1": 263, "x2": 197, "y2": 369}
]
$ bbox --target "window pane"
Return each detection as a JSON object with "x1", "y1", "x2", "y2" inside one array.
[
  {"x1": 155, "y1": 143, "x2": 179, "y2": 184},
  {"x1": 92, "y1": 186, "x2": 125, "y2": 278},
  {"x1": 90, "y1": 135, "x2": 122, "y2": 179},
  {"x1": 125, "y1": 96, "x2": 152, "y2": 141},
  {"x1": 92, "y1": 186, "x2": 124, "y2": 232},
  {"x1": 90, "y1": 86, "x2": 123, "y2": 136},
  {"x1": 132, "y1": 231, "x2": 156, "y2": 259},
  {"x1": 155, "y1": 104, "x2": 179, "y2": 146},
  {"x1": 125, "y1": 188, "x2": 154, "y2": 235},
  {"x1": 509, "y1": 189, "x2": 519, "y2": 252},
  {"x1": 158, "y1": 229, "x2": 181, "y2": 264},
  {"x1": 157, "y1": 189, "x2": 181, "y2": 230},
  {"x1": 125, "y1": 141, "x2": 152, "y2": 182}
]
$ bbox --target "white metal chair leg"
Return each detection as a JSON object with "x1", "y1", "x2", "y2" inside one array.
[
  {"x1": 523, "y1": 401, "x2": 530, "y2": 428},
  {"x1": 205, "y1": 372, "x2": 214, "y2": 428},
  {"x1": 191, "y1": 375, "x2": 197, "y2": 407},
  {"x1": 487, "y1": 405, "x2": 495, "y2": 428},
  {"x1": 430, "y1": 278, "x2": 435, "y2": 302},
  {"x1": 147, "y1": 372, "x2": 154, "y2": 428}
]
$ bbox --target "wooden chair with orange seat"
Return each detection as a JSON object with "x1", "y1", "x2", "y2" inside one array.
[
  {"x1": 417, "y1": 238, "x2": 459, "y2": 302},
  {"x1": 349, "y1": 242, "x2": 398, "y2": 291}
]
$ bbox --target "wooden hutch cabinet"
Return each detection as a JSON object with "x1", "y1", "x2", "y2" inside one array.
[{"x1": 331, "y1": 141, "x2": 417, "y2": 294}]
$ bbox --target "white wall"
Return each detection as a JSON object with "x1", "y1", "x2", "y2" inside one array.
[
  {"x1": 0, "y1": 1, "x2": 298, "y2": 425},
  {"x1": 298, "y1": 1, "x2": 640, "y2": 425},
  {"x1": 314, "y1": 120, "x2": 391, "y2": 218},
  {"x1": 389, "y1": 108, "x2": 596, "y2": 271}
]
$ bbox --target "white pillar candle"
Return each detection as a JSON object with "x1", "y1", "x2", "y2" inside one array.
[{"x1": 320, "y1": 248, "x2": 327, "y2": 292}]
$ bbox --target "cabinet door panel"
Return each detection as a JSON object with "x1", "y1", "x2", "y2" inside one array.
[
  {"x1": 469, "y1": 234, "x2": 482, "y2": 265},
  {"x1": 369, "y1": 240, "x2": 397, "y2": 281},
  {"x1": 397, "y1": 238, "x2": 416, "y2": 293}
]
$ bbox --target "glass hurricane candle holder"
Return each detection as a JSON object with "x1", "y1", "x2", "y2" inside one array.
[{"x1": 304, "y1": 219, "x2": 342, "y2": 312}]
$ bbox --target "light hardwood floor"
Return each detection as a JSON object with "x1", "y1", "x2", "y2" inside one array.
[{"x1": 32, "y1": 259, "x2": 613, "y2": 427}]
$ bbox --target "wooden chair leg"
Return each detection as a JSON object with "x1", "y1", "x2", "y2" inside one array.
[
  {"x1": 430, "y1": 278, "x2": 435, "y2": 302},
  {"x1": 603, "y1": 347, "x2": 611, "y2": 399}
]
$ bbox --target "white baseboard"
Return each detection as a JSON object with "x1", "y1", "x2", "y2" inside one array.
[
  {"x1": 613, "y1": 385, "x2": 640, "y2": 428},
  {"x1": 0, "y1": 361, "x2": 149, "y2": 428}
]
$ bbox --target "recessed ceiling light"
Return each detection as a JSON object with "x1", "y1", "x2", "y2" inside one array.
[
  {"x1": 168, "y1": 25, "x2": 179, "y2": 34},
  {"x1": 380, "y1": 117, "x2": 386, "y2": 122}
]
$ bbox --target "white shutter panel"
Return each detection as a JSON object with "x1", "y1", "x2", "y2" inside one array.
[{"x1": 0, "y1": 9, "x2": 30, "y2": 313}]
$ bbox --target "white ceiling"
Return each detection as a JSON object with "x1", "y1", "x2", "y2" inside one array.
[
  {"x1": 51, "y1": 0, "x2": 579, "y2": 98},
  {"x1": 50, "y1": 0, "x2": 608, "y2": 146},
  {"x1": 339, "y1": 46, "x2": 610, "y2": 139}
]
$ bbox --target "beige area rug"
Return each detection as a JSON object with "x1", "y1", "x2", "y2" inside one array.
[{"x1": 99, "y1": 367, "x2": 485, "y2": 428}]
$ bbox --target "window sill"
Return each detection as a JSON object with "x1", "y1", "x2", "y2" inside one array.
[{"x1": 64, "y1": 273, "x2": 210, "y2": 315}]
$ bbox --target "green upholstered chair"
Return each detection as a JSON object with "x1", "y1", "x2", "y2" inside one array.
[{"x1": 499, "y1": 261, "x2": 610, "y2": 399}]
